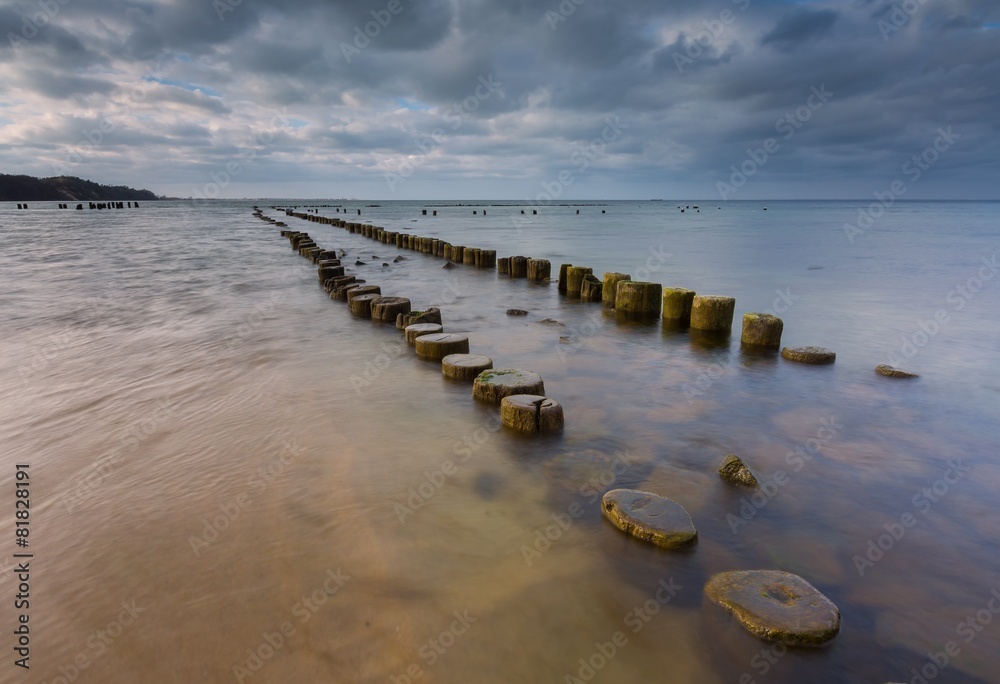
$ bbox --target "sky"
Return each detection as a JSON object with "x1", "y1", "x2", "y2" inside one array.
[{"x1": 0, "y1": 0, "x2": 998, "y2": 200}]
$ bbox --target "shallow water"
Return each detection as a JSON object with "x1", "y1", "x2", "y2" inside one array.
[{"x1": 1, "y1": 199, "x2": 998, "y2": 684}]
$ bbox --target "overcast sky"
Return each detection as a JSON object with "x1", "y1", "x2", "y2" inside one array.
[{"x1": 1, "y1": 0, "x2": 998, "y2": 199}]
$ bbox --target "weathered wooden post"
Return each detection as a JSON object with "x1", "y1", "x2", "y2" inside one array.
[
  {"x1": 602, "y1": 273, "x2": 631, "y2": 307},
  {"x1": 558, "y1": 264, "x2": 572, "y2": 294},
  {"x1": 691, "y1": 295, "x2": 736, "y2": 333},
  {"x1": 741, "y1": 313, "x2": 783, "y2": 349},
  {"x1": 662, "y1": 288, "x2": 696, "y2": 326},
  {"x1": 580, "y1": 274, "x2": 603, "y2": 302},
  {"x1": 565, "y1": 267, "x2": 593, "y2": 297},
  {"x1": 527, "y1": 259, "x2": 552, "y2": 282}
]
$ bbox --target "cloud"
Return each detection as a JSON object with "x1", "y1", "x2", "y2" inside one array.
[
  {"x1": 761, "y1": 9, "x2": 839, "y2": 52},
  {"x1": 0, "y1": 0, "x2": 995, "y2": 198}
]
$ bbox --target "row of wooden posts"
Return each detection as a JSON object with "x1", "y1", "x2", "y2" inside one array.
[
  {"x1": 256, "y1": 207, "x2": 566, "y2": 433},
  {"x1": 13, "y1": 202, "x2": 140, "y2": 210},
  {"x1": 261, "y1": 210, "x2": 855, "y2": 649},
  {"x1": 283, "y1": 208, "x2": 785, "y2": 351},
  {"x1": 284, "y1": 209, "x2": 500, "y2": 269}
]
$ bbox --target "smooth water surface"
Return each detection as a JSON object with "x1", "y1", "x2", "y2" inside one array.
[{"x1": 1, "y1": 199, "x2": 998, "y2": 684}]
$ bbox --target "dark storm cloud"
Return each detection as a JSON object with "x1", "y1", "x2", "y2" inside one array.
[
  {"x1": 760, "y1": 9, "x2": 839, "y2": 51},
  {"x1": 0, "y1": 0, "x2": 997, "y2": 198}
]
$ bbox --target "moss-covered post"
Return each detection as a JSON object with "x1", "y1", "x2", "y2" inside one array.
[
  {"x1": 663, "y1": 288, "x2": 696, "y2": 326},
  {"x1": 580, "y1": 274, "x2": 603, "y2": 302},
  {"x1": 565, "y1": 266, "x2": 593, "y2": 297},
  {"x1": 602, "y1": 273, "x2": 631, "y2": 308},
  {"x1": 615, "y1": 281, "x2": 662, "y2": 317},
  {"x1": 691, "y1": 295, "x2": 736, "y2": 333},
  {"x1": 558, "y1": 264, "x2": 572, "y2": 294},
  {"x1": 741, "y1": 313, "x2": 783, "y2": 349}
]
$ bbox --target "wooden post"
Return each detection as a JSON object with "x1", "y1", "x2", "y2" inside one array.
[
  {"x1": 615, "y1": 282, "x2": 663, "y2": 318},
  {"x1": 691, "y1": 295, "x2": 736, "y2": 333},
  {"x1": 663, "y1": 288, "x2": 696, "y2": 326},
  {"x1": 565, "y1": 267, "x2": 593, "y2": 297},
  {"x1": 602, "y1": 273, "x2": 631, "y2": 308}
]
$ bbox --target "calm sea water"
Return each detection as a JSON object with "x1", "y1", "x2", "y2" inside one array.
[{"x1": 1, "y1": 199, "x2": 998, "y2": 684}]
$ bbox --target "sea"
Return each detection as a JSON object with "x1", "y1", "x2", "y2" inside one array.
[{"x1": 1, "y1": 199, "x2": 998, "y2": 684}]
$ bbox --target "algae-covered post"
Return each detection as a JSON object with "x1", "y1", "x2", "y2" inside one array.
[
  {"x1": 615, "y1": 281, "x2": 663, "y2": 318},
  {"x1": 690, "y1": 295, "x2": 736, "y2": 333},
  {"x1": 741, "y1": 313, "x2": 784, "y2": 350},
  {"x1": 662, "y1": 288, "x2": 696, "y2": 326},
  {"x1": 472, "y1": 369, "x2": 544, "y2": 404},
  {"x1": 580, "y1": 274, "x2": 603, "y2": 302},
  {"x1": 558, "y1": 264, "x2": 572, "y2": 294},
  {"x1": 565, "y1": 266, "x2": 593, "y2": 298},
  {"x1": 602, "y1": 273, "x2": 631, "y2": 308}
]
